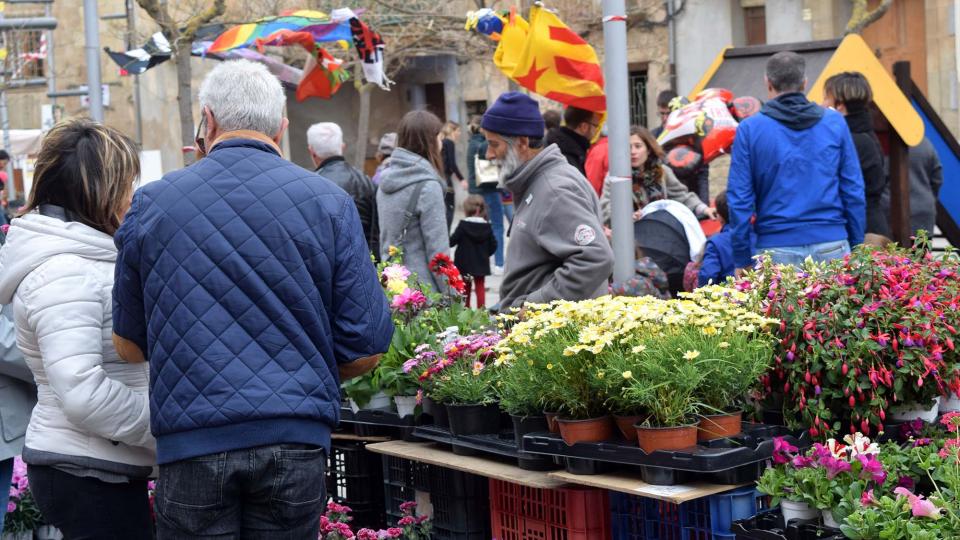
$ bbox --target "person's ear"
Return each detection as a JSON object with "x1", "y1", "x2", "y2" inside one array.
[
  {"x1": 803, "y1": 77, "x2": 808, "y2": 91},
  {"x1": 204, "y1": 106, "x2": 218, "y2": 143},
  {"x1": 272, "y1": 118, "x2": 289, "y2": 148}
]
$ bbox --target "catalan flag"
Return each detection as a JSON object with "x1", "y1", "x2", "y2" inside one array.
[{"x1": 492, "y1": 5, "x2": 605, "y2": 113}]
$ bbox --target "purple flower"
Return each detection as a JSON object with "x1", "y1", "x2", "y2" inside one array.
[
  {"x1": 791, "y1": 455, "x2": 815, "y2": 469},
  {"x1": 857, "y1": 454, "x2": 887, "y2": 484},
  {"x1": 401, "y1": 358, "x2": 419, "y2": 374},
  {"x1": 822, "y1": 456, "x2": 852, "y2": 479},
  {"x1": 897, "y1": 476, "x2": 916, "y2": 491},
  {"x1": 773, "y1": 437, "x2": 798, "y2": 464},
  {"x1": 786, "y1": 351, "x2": 795, "y2": 361}
]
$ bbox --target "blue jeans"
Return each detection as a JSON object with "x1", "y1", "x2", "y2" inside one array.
[
  {"x1": 0, "y1": 458, "x2": 12, "y2": 533},
  {"x1": 502, "y1": 198, "x2": 514, "y2": 225},
  {"x1": 156, "y1": 444, "x2": 326, "y2": 539},
  {"x1": 482, "y1": 191, "x2": 505, "y2": 267},
  {"x1": 763, "y1": 240, "x2": 851, "y2": 266}
]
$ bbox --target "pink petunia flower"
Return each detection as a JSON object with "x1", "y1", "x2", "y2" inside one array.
[{"x1": 894, "y1": 487, "x2": 942, "y2": 519}]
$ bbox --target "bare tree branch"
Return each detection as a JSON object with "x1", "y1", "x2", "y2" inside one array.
[{"x1": 844, "y1": 0, "x2": 892, "y2": 35}]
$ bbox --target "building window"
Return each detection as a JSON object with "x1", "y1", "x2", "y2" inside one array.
[
  {"x1": 5, "y1": 30, "x2": 46, "y2": 79},
  {"x1": 744, "y1": 6, "x2": 766, "y2": 46},
  {"x1": 465, "y1": 100, "x2": 488, "y2": 117},
  {"x1": 629, "y1": 69, "x2": 648, "y2": 128}
]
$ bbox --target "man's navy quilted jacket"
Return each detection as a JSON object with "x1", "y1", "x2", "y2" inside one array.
[{"x1": 113, "y1": 138, "x2": 393, "y2": 465}]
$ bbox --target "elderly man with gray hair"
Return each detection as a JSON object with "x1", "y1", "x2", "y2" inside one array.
[
  {"x1": 308, "y1": 122, "x2": 379, "y2": 258},
  {"x1": 112, "y1": 59, "x2": 393, "y2": 539}
]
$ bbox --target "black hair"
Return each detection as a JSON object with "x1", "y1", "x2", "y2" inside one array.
[{"x1": 715, "y1": 190, "x2": 729, "y2": 223}]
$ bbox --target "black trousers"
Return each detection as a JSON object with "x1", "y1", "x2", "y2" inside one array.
[{"x1": 28, "y1": 464, "x2": 153, "y2": 540}]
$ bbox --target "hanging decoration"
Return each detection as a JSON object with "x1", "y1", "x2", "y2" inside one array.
[
  {"x1": 105, "y1": 32, "x2": 172, "y2": 76},
  {"x1": 205, "y1": 8, "x2": 390, "y2": 98},
  {"x1": 466, "y1": 4, "x2": 606, "y2": 113}
]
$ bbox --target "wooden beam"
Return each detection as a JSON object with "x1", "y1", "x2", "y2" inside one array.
[{"x1": 889, "y1": 61, "x2": 912, "y2": 246}]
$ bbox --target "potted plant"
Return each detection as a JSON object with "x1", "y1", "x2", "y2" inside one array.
[
  {"x1": 625, "y1": 338, "x2": 707, "y2": 454},
  {"x1": 695, "y1": 327, "x2": 773, "y2": 441},
  {"x1": 495, "y1": 352, "x2": 550, "y2": 445},
  {"x1": 3, "y1": 458, "x2": 43, "y2": 540},
  {"x1": 428, "y1": 332, "x2": 502, "y2": 444},
  {"x1": 742, "y1": 239, "x2": 960, "y2": 439},
  {"x1": 601, "y1": 351, "x2": 647, "y2": 444}
]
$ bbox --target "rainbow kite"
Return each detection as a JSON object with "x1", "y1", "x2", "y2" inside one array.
[{"x1": 207, "y1": 9, "x2": 354, "y2": 54}]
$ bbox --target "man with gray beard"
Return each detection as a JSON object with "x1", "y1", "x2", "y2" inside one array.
[{"x1": 482, "y1": 92, "x2": 613, "y2": 310}]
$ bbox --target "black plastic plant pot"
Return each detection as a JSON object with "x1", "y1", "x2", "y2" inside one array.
[
  {"x1": 704, "y1": 462, "x2": 764, "y2": 485},
  {"x1": 640, "y1": 465, "x2": 691, "y2": 486},
  {"x1": 517, "y1": 454, "x2": 557, "y2": 471},
  {"x1": 447, "y1": 403, "x2": 501, "y2": 436},
  {"x1": 511, "y1": 414, "x2": 549, "y2": 446},
  {"x1": 422, "y1": 398, "x2": 449, "y2": 428},
  {"x1": 563, "y1": 457, "x2": 608, "y2": 475}
]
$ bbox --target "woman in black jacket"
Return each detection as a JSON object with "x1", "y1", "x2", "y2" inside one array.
[
  {"x1": 441, "y1": 122, "x2": 465, "y2": 231},
  {"x1": 823, "y1": 72, "x2": 890, "y2": 238}
]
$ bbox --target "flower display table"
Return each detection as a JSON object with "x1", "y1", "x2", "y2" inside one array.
[{"x1": 547, "y1": 470, "x2": 749, "y2": 505}]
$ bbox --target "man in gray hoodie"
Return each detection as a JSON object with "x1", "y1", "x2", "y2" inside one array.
[{"x1": 482, "y1": 92, "x2": 614, "y2": 310}]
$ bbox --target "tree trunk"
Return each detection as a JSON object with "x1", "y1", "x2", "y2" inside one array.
[
  {"x1": 354, "y1": 83, "x2": 372, "y2": 169},
  {"x1": 175, "y1": 47, "x2": 196, "y2": 165}
]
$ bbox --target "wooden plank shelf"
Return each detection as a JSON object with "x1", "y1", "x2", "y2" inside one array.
[{"x1": 365, "y1": 440, "x2": 569, "y2": 489}]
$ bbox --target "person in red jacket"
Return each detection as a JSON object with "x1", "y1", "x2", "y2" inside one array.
[{"x1": 584, "y1": 135, "x2": 607, "y2": 197}]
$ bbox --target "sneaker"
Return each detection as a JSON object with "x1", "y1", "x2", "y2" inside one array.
[{"x1": 493, "y1": 265, "x2": 504, "y2": 276}]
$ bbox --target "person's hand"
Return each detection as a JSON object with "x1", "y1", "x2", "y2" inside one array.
[
  {"x1": 603, "y1": 226, "x2": 612, "y2": 241},
  {"x1": 460, "y1": 179, "x2": 469, "y2": 191},
  {"x1": 703, "y1": 207, "x2": 719, "y2": 221},
  {"x1": 632, "y1": 210, "x2": 643, "y2": 222},
  {"x1": 735, "y1": 267, "x2": 749, "y2": 278}
]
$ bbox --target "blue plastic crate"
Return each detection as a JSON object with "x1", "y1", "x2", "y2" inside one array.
[{"x1": 611, "y1": 487, "x2": 766, "y2": 540}]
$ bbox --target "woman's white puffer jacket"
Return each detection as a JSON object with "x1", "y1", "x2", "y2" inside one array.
[{"x1": 0, "y1": 213, "x2": 155, "y2": 468}]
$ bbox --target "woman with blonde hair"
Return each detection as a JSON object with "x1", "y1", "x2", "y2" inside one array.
[{"x1": 0, "y1": 119, "x2": 154, "y2": 538}]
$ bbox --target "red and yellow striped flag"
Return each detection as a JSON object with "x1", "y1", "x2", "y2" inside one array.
[{"x1": 494, "y1": 5, "x2": 605, "y2": 113}]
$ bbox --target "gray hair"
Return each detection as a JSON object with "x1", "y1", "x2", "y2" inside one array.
[
  {"x1": 198, "y1": 59, "x2": 286, "y2": 136},
  {"x1": 765, "y1": 51, "x2": 806, "y2": 94},
  {"x1": 307, "y1": 122, "x2": 343, "y2": 158}
]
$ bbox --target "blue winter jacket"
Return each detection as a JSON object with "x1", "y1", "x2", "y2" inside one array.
[
  {"x1": 698, "y1": 225, "x2": 744, "y2": 287},
  {"x1": 113, "y1": 138, "x2": 393, "y2": 465},
  {"x1": 727, "y1": 93, "x2": 866, "y2": 268}
]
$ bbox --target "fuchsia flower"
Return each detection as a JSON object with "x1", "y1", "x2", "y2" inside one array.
[
  {"x1": 386, "y1": 528, "x2": 403, "y2": 538},
  {"x1": 399, "y1": 501, "x2": 417, "y2": 513},
  {"x1": 356, "y1": 530, "x2": 379, "y2": 540},
  {"x1": 397, "y1": 516, "x2": 416, "y2": 526},
  {"x1": 6, "y1": 501, "x2": 15, "y2": 513},
  {"x1": 790, "y1": 455, "x2": 815, "y2": 469},
  {"x1": 821, "y1": 456, "x2": 851, "y2": 479},
  {"x1": 894, "y1": 487, "x2": 942, "y2": 519},
  {"x1": 860, "y1": 489, "x2": 876, "y2": 507}
]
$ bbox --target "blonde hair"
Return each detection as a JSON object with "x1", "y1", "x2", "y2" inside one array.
[
  {"x1": 23, "y1": 119, "x2": 139, "y2": 235},
  {"x1": 442, "y1": 121, "x2": 461, "y2": 139}
]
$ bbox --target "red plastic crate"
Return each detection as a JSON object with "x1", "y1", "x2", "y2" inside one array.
[{"x1": 490, "y1": 479, "x2": 611, "y2": 540}]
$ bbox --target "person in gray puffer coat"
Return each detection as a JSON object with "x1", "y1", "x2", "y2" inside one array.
[
  {"x1": 0, "y1": 303, "x2": 36, "y2": 532},
  {"x1": 377, "y1": 110, "x2": 450, "y2": 292},
  {"x1": 481, "y1": 92, "x2": 614, "y2": 310}
]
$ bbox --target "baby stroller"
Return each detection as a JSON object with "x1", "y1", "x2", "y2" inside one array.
[{"x1": 634, "y1": 210, "x2": 692, "y2": 297}]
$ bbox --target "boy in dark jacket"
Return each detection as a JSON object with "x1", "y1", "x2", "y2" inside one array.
[
  {"x1": 823, "y1": 72, "x2": 889, "y2": 237},
  {"x1": 450, "y1": 195, "x2": 497, "y2": 308},
  {"x1": 698, "y1": 191, "x2": 754, "y2": 287}
]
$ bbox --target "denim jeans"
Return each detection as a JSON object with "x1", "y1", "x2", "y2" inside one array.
[
  {"x1": 0, "y1": 458, "x2": 12, "y2": 533},
  {"x1": 155, "y1": 444, "x2": 326, "y2": 540},
  {"x1": 482, "y1": 191, "x2": 505, "y2": 267},
  {"x1": 763, "y1": 239, "x2": 851, "y2": 267},
  {"x1": 28, "y1": 464, "x2": 152, "y2": 539},
  {"x1": 502, "y1": 199, "x2": 514, "y2": 225}
]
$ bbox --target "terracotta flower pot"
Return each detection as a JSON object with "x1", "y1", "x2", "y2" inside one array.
[
  {"x1": 635, "y1": 423, "x2": 699, "y2": 454},
  {"x1": 697, "y1": 411, "x2": 743, "y2": 441},
  {"x1": 543, "y1": 411, "x2": 561, "y2": 434},
  {"x1": 614, "y1": 415, "x2": 644, "y2": 444},
  {"x1": 557, "y1": 416, "x2": 615, "y2": 446}
]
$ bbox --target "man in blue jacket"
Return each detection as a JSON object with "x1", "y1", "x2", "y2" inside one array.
[
  {"x1": 112, "y1": 60, "x2": 393, "y2": 539},
  {"x1": 728, "y1": 51, "x2": 866, "y2": 271}
]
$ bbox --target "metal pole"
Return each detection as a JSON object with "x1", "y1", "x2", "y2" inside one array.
[
  {"x1": 126, "y1": 0, "x2": 142, "y2": 144},
  {"x1": 602, "y1": 0, "x2": 635, "y2": 283},
  {"x1": 83, "y1": 0, "x2": 103, "y2": 122},
  {"x1": 45, "y1": 0, "x2": 55, "y2": 106}
]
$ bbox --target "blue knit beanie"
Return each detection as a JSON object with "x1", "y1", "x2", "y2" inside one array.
[{"x1": 481, "y1": 91, "x2": 545, "y2": 139}]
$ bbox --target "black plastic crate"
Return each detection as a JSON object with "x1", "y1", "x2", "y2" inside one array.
[
  {"x1": 382, "y1": 455, "x2": 417, "y2": 487},
  {"x1": 326, "y1": 441, "x2": 386, "y2": 520},
  {"x1": 732, "y1": 510, "x2": 845, "y2": 540},
  {"x1": 431, "y1": 526, "x2": 490, "y2": 540},
  {"x1": 383, "y1": 482, "x2": 416, "y2": 519},
  {"x1": 427, "y1": 469, "x2": 490, "y2": 536}
]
